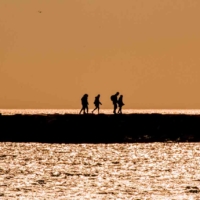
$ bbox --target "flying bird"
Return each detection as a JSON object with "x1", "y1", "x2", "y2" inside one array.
[{"x1": 38, "y1": 10, "x2": 42, "y2": 13}]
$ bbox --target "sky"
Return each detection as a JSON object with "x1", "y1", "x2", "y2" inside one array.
[{"x1": 0, "y1": 0, "x2": 200, "y2": 109}]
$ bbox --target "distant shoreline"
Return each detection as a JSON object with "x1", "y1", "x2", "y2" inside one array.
[{"x1": 0, "y1": 113, "x2": 200, "y2": 143}]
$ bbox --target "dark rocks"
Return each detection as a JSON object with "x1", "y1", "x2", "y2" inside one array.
[{"x1": 0, "y1": 113, "x2": 200, "y2": 143}]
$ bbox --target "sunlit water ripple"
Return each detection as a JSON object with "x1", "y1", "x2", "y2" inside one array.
[
  {"x1": 1, "y1": 109, "x2": 200, "y2": 115},
  {"x1": 0, "y1": 109, "x2": 200, "y2": 199},
  {"x1": 0, "y1": 143, "x2": 200, "y2": 199}
]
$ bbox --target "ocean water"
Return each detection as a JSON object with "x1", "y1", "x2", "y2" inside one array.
[
  {"x1": 0, "y1": 143, "x2": 200, "y2": 199},
  {"x1": 1, "y1": 108, "x2": 200, "y2": 115},
  {"x1": 0, "y1": 109, "x2": 200, "y2": 199}
]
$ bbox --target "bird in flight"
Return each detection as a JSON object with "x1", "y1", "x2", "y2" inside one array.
[{"x1": 38, "y1": 10, "x2": 42, "y2": 13}]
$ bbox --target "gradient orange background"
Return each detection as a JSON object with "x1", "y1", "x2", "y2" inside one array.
[{"x1": 1, "y1": 0, "x2": 200, "y2": 109}]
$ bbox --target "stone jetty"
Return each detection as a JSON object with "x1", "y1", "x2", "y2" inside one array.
[{"x1": 0, "y1": 113, "x2": 200, "y2": 143}]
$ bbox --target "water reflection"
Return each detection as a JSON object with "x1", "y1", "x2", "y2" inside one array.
[{"x1": 0, "y1": 143, "x2": 200, "y2": 199}]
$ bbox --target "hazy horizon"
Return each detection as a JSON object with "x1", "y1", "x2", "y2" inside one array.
[{"x1": 1, "y1": 0, "x2": 200, "y2": 109}]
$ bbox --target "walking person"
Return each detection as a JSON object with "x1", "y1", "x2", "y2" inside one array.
[
  {"x1": 110, "y1": 92, "x2": 119, "y2": 114},
  {"x1": 79, "y1": 94, "x2": 89, "y2": 114},
  {"x1": 117, "y1": 95, "x2": 125, "y2": 114},
  {"x1": 92, "y1": 94, "x2": 102, "y2": 114}
]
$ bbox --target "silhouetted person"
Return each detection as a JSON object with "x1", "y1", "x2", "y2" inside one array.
[
  {"x1": 79, "y1": 94, "x2": 89, "y2": 114},
  {"x1": 117, "y1": 95, "x2": 125, "y2": 114},
  {"x1": 92, "y1": 94, "x2": 102, "y2": 114},
  {"x1": 110, "y1": 92, "x2": 119, "y2": 114}
]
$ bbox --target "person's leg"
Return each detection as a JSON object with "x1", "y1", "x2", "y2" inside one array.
[
  {"x1": 118, "y1": 107, "x2": 121, "y2": 114},
  {"x1": 114, "y1": 103, "x2": 117, "y2": 114},
  {"x1": 97, "y1": 106, "x2": 100, "y2": 114},
  {"x1": 86, "y1": 106, "x2": 88, "y2": 114},
  {"x1": 79, "y1": 107, "x2": 84, "y2": 114},
  {"x1": 92, "y1": 107, "x2": 96, "y2": 113},
  {"x1": 82, "y1": 105, "x2": 86, "y2": 114}
]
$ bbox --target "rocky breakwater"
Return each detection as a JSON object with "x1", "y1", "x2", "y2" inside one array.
[{"x1": 0, "y1": 113, "x2": 200, "y2": 143}]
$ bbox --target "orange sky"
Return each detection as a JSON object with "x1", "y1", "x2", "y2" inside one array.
[{"x1": 0, "y1": 0, "x2": 200, "y2": 109}]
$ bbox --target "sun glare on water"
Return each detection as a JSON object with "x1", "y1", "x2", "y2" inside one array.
[
  {"x1": 0, "y1": 143, "x2": 200, "y2": 199},
  {"x1": 1, "y1": 109, "x2": 200, "y2": 115}
]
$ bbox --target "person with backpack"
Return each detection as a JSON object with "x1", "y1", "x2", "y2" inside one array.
[
  {"x1": 110, "y1": 92, "x2": 119, "y2": 114},
  {"x1": 79, "y1": 94, "x2": 89, "y2": 114},
  {"x1": 92, "y1": 94, "x2": 102, "y2": 114},
  {"x1": 117, "y1": 95, "x2": 125, "y2": 114}
]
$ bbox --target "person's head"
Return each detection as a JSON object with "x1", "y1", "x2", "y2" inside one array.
[
  {"x1": 97, "y1": 94, "x2": 100, "y2": 97},
  {"x1": 116, "y1": 92, "x2": 119, "y2": 96}
]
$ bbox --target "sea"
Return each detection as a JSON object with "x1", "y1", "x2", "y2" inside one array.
[
  {"x1": 1, "y1": 108, "x2": 200, "y2": 115},
  {"x1": 0, "y1": 109, "x2": 200, "y2": 199}
]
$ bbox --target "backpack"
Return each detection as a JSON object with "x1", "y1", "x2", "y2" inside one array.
[{"x1": 110, "y1": 95, "x2": 114, "y2": 101}]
